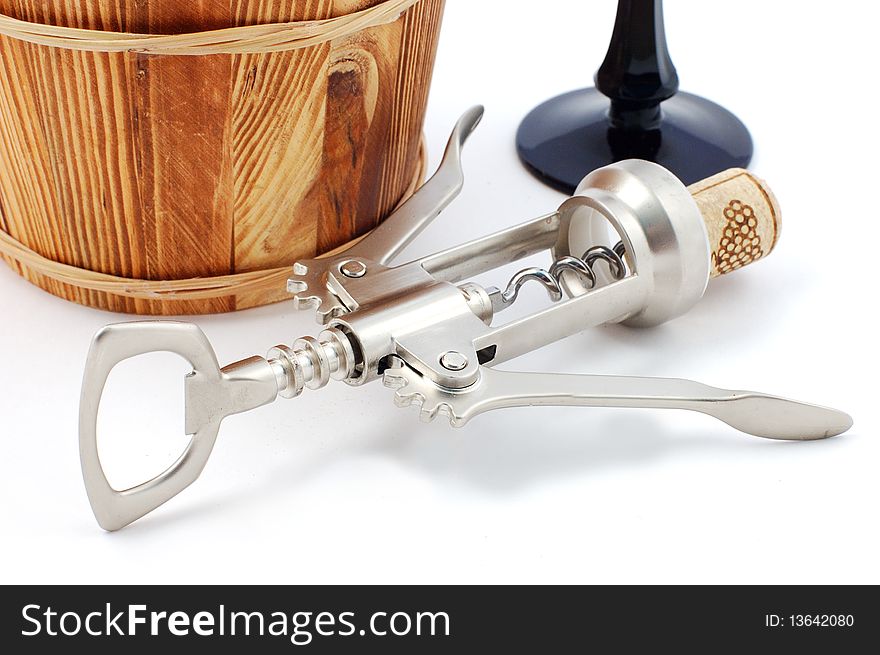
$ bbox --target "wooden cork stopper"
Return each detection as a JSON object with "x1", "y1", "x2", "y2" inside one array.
[{"x1": 687, "y1": 169, "x2": 781, "y2": 277}]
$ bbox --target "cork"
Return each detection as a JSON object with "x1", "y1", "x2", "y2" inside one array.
[{"x1": 688, "y1": 169, "x2": 781, "y2": 278}]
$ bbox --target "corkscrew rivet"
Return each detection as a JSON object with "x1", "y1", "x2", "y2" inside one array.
[
  {"x1": 340, "y1": 260, "x2": 367, "y2": 278},
  {"x1": 440, "y1": 351, "x2": 468, "y2": 371}
]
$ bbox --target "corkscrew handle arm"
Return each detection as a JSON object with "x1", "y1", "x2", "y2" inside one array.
[
  {"x1": 386, "y1": 367, "x2": 853, "y2": 440},
  {"x1": 347, "y1": 105, "x2": 483, "y2": 266}
]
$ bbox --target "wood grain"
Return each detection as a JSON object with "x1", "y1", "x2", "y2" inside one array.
[{"x1": 0, "y1": 0, "x2": 443, "y2": 314}]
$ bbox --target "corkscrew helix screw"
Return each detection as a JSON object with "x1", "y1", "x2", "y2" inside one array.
[
  {"x1": 489, "y1": 243, "x2": 627, "y2": 310},
  {"x1": 78, "y1": 107, "x2": 853, "y2": 531}
]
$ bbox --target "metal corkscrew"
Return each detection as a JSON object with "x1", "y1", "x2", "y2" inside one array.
[{"x1": 79, "y1": 106, "x2": 852, "y2": 531}]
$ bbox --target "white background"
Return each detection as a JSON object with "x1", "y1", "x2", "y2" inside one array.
[{"x1": 1, "y1": 1, "x2": 877, "y2": 584}]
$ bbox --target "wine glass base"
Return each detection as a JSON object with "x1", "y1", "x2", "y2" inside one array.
[{"x1": 516, "y1": 88, "x2": 753, "y2": 193}]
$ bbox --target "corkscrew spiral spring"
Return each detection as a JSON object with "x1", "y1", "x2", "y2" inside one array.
[
  {"x1": 267, "y1": 327, "x2": 359, "y2": 398},
  {"x1": 490, "y1": 242, "x2": 627, "y2": 310}
]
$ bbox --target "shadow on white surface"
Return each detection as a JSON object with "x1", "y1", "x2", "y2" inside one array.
[{"x1": 108, "y1": 407, "x2": 849, "y2": 536}]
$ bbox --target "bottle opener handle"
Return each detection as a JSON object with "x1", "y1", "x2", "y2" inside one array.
[{"x1": 79, "y1": 322, "x2": 278, "y2": 531}]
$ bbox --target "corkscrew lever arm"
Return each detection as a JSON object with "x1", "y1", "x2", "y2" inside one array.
[
  {"x1": 386, "y1": 366, "x2": 853, "y2": 440},
  {"x1": 346, "y1": 104, "x2": 483, "y2": 266},
  {"x1": 287, "y1": 105, "x2": 483, "y2": 323}
]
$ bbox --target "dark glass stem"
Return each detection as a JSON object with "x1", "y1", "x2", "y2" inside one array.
[{"x1": 595, "y1": 0, "x2": 678, "y2": 131}]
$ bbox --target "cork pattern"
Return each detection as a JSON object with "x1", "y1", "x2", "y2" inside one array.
[
  {"x1": 713, "y1": 200, "x2": 764, "y2": 275},
  {"x1": 687, "y1": 168, "x2": 781, "y2": 279}
]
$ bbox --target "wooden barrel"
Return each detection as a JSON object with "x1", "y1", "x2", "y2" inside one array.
[{"x1": 0, "y1": 0, "x2": 443, "y2": 314}]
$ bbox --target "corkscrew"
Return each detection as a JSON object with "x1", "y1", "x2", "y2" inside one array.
[{"x1": 79, "y1": 106, "x2": 852, "y2": 531}]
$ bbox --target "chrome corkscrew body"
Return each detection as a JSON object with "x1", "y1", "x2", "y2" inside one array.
[{"x1": 78, "y1": 107, "x2": 852, "y2": 531}]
